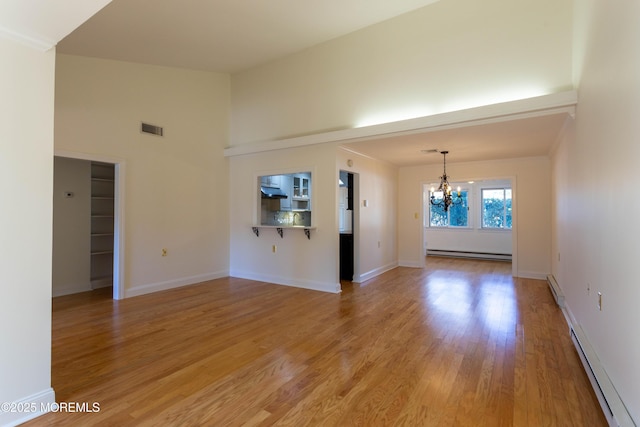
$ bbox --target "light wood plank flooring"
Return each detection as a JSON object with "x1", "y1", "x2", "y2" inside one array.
[{"x1": 27, "y1": 257, "x2": 606, "y2": 426}]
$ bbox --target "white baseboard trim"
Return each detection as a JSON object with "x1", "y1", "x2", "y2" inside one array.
[
  {"x1": 398, "y1": 260, "x2": 423, "y2": 268},
  {"x1": 0, "y1": 387, "x2": 56, "y2": 427},
  {"x1": 353, "y1": 262, "x2": 398, "y2": 283},
  {"x1": 546, "y1": 274, "x2": 564, "y2": 307},
  {"x1": 563, "y1": 300, "x2": 578, "y2": 330},
  {"x1": 562, "y1": 302, "x2": 636, "y2": 427},
  {"x1": 230, "y1": 270, "x2": 341, "y2": 294},
  {"x1": 514, "y1": 270, "x2": 548, "y2": 280},
  {"x1": 124, "y1": 270, "x2": 229, "y2": 298},
  {"x1": 52, "y1": 283, "x2": 92, "y2": 297}
]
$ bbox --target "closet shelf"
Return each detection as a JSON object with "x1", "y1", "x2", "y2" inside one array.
[{"x1": 91, "y1": 162, "x2": 115, "y2": 289}]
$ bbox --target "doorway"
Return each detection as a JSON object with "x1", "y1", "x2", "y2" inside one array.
[
  {"x1": 421, "y1": 177, "x2": 517, "y2": 277},
  {"x1": 339, "y1": 171, "x2": 354, "y2": 281},
  {"x1": 52, "y1": 151, "x2": 124, "y2": 299}
]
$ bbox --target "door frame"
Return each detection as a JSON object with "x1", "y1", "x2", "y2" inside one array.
[
  {"x1": 421, "y1": 176, "x2": 517, "y2": 277},
  {"x1": 54, "y1": 150, "x2": 126, "y2": 300},
  {"x1": 338, "y1": 170, "x2": 357, "y2": 281},
  {"x1": 338, "y1": 170, "x2": 361, "y2": 282}
]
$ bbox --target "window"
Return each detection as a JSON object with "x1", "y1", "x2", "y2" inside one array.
[
  {"x1": 429, "y1": 189, "x2": 469, "y2": 227},
  {"x1": 481, "y1": 188, "x2": 512, "y2": 229}
]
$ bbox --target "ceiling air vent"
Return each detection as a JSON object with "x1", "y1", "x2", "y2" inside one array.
[{"x1": 141, "y1": 122, "x2": 163, "y2": 136}]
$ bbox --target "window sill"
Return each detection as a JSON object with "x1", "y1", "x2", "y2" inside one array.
[
  {"x1": 426, "y1": 227, "x2": 473, "y2": 231},
  {"x1": 478, "y1": 228, "x2": 512, "y2": 233}
]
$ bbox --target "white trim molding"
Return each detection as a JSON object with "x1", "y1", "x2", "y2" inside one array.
[
  {"x1": 0, "y1": 0, "x2": 112, "y2": 51},
  {"x1": 398, "y1": 260, "x2": 424, "y2": 268},
  {"x1": 353, "y1": 262, "x2": 398, "y2": 283},
  {"x1": 124, "y1": 270, "x2": 230, "y2": 298},
  {"x1": 562, "y1": 303, "x2": 637, "y2": 427},
  {"x1": 229, "y1": 270, "x2": 341, "y2": 294},
  {"x1": 0, "y1": 388, "x2": 56, "y2": 427},
  {"x1": 224, "y1": 91, "x2": 578, "y2": 157},
  {"x1": 514, "y1": 271, "x2": 548, "y2": 280},
  {"x1": 54, "y1": 150, "x2": 126, "y2": 300},
  {"x1": 0, "y1": 25, "x2": 55, "y2": 51}
]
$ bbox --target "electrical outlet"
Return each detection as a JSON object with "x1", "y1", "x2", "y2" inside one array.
[
  {"x1": 597, "y1": 292, "x2": 602, "y2": 311},
  {"x1": 272, "y1": 245, "x2": 277, "y2": 253},
  {"x1": 162, "y1": 248, "x2": 167, "y2": 257}
]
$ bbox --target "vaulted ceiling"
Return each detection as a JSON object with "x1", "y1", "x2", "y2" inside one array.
[
  {"x1": 57, "y1": 0, "x2": 440, "y2": 73},
  {"x1": 56, "y1": 0, "x2": 572, "y2": 166}
]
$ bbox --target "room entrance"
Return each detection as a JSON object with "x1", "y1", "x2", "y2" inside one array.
[
  {"x1": 339, "y1": 171, "x2": 354, "y2": 281},
  {"x1": 52, "y1": 152, "x2": 124, "y2": 299}
]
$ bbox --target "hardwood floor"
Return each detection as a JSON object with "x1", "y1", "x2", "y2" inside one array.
[{"x1": 27, "y1": 257, "x2": 606, "y2": 426}]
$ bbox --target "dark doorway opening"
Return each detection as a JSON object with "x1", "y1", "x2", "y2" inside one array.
[{"x1": 339, "y1": 171, "x2": 354, "y2": 281}]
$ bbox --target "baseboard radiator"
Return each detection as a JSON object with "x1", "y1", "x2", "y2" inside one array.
[
  {"x1": 546, "y1": 274, "x2": 564, "y2": 307},
  {"x1": 570, "y1": 324, "x2": 636, "y2": 426},
  {"x1": 426, "y1": 249, "x2": 511, "y2": 261}
]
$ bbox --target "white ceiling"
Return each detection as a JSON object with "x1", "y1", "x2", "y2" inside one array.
[
  {"x1": 55, "y1": 0, "x2": 572, "y2": 167},
  {"x1": 57, "y1": 0, "x2": 440, "y2": 73},
  {"x1": 343, "y1": 113, "x2": 570, "y2": 166}
]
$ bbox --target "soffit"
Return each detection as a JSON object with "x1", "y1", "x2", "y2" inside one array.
[{"x1": 343, "y1": 113, "x2": 571, "y2": 166}]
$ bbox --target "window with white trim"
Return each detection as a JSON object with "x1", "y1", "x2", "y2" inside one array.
[
  {"x1": 429, "y1": 188, "x2": 469, "y2": 227},
  {"x1": 481, "y1": 188, "x2": 512, "y2": 229}
]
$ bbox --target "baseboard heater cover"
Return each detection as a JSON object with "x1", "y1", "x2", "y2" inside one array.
[
  {"x1": 570, "y1": 324, "x2": 636, "y2": 427},
  {"x1": 546, "y1": 274, "x2": 564, "y2": 307},
  {"x1": 426, "y1": 249, "x2": 511, "y2": 261}
]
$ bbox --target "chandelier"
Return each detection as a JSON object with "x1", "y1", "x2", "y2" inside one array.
[{"x1": 430, "y1": 151, "x2": 463, "y2": 212}]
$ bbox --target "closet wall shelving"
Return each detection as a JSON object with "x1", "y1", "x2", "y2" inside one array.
[{"x1": 90, "y1": 162, "x2": 115, "y2": 288}]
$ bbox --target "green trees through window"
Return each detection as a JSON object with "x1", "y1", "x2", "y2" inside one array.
[
  {"x1": 429, "y1": 190, "x2": 468, "y2": 227},
  {"x1": 428, "y1": 186, "x2": 512, "y2": 229},
  {"x1": 482, "y1": 188, "x2": 512, "y2": 229}
]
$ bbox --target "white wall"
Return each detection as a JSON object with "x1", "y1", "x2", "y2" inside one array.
[
  {"x1": 549, "y1": 0, "x2": 640, "y2": 421},
  {"x1": 55, "y1": 55, "x2": 231, "y2": 297},
  {"x1": 52, "y1": 156, "x2": 92, "y2": 296},
  {"x1": 0, "y1": 38, "x2": 56, "y2": 425},
  {"x1": 425, "y1": 179, "x2": 513, "y2": 257},
  {"x1": 228, "y1": 145, "x2": 397, "y2": 291},
  {"x1": 426, "y1": 228, "x2": 512, "y2": 257},
  {"x1": 230, "y1": 0, "x2": 573, "y2": 145},
  {"x1": 399, "y1": 157, "x2": 550, "y2": 278},
  {"x1": 229, "y1": 144, "x2": 341, "y2": 292},
  {"x1": 337, "y1": 148, "x2": 398, "y2": 282}
]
